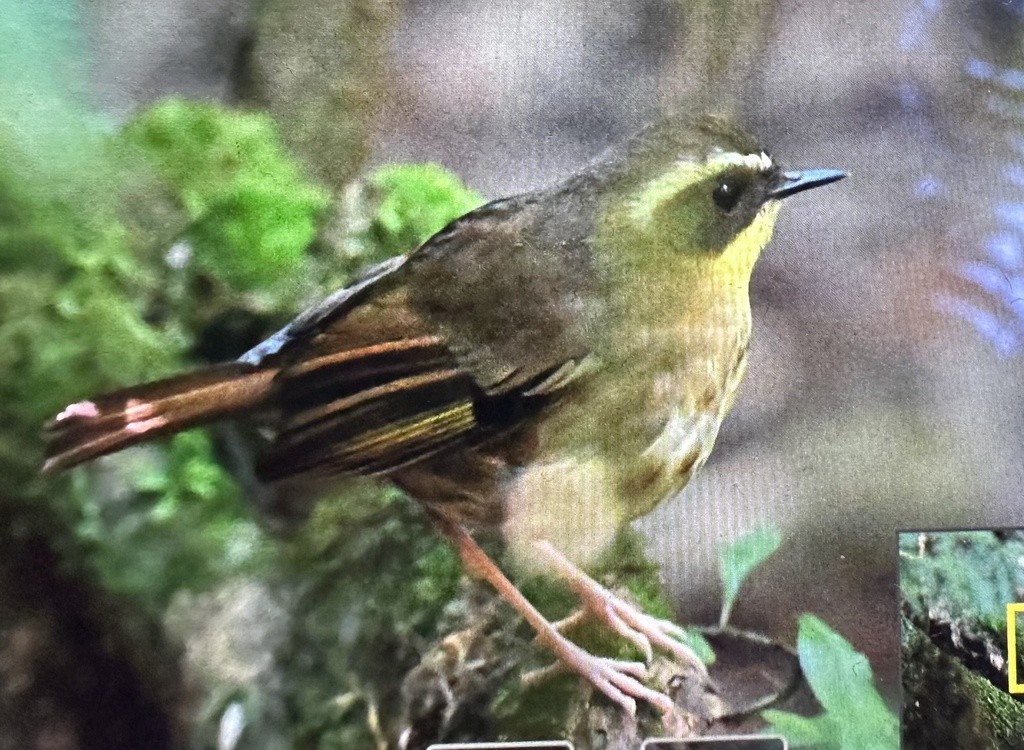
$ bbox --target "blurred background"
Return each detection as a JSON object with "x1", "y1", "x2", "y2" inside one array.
[{"x1": 3, "y1": 0, "x2": 1024, "y2": 746}]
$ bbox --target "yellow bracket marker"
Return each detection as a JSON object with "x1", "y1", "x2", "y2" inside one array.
[{"x1": 1007, "y1": 602, "x2": 1024, "y2": 693}]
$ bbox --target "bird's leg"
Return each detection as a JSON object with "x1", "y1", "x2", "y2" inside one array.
[
  {"x1": 433, "y1": 517, "x2": 674, "y2": 717},
  {"x1": 532, "y1": 539, "x2": 707, "y2": 675}
]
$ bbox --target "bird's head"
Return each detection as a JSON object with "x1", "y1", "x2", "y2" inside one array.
[{"x1": 594, "y1": 115, "x2": 845, "y2": 298}]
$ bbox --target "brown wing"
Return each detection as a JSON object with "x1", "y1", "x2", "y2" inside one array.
[
  {"x1": 403, "y1": 189, "x2": 602, "y2": 393},
  {"x1": 251, "y1": 194, "x2": 599, "y2": 483},
  {"x1": 255, "y1": 286, "x2": 577, "y2": 483}
]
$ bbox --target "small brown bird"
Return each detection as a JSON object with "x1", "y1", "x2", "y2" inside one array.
[{"x1": 44, "y1": 115, "x2": 844, "y2": 715}]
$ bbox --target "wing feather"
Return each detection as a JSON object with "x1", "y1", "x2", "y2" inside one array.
[
  {"x1": 258, "y1": 339, "x2": 481, "y2": 481},
  {"x1": 250, "y1": 195, "x2": 600, "y2": 483},
  {"x1": 257, "y1": 335, "x2": 580, "y2": 482}
]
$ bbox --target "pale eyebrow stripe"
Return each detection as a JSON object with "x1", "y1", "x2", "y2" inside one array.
[
  {"x1": 709, "y1": 150, "x2": 773, "y2": 172},
  {"x1": 625, "y1": 149, "x2": 774, "y2": 226}
]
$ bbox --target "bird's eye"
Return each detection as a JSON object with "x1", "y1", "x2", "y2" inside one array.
[{"x1": 712, "y1": 179, "x2": 744, "y2": 212}]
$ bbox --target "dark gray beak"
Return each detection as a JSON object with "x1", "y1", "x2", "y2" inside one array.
[{"x1": 770, "y1": 168, "x2": 847, "y2": 199}]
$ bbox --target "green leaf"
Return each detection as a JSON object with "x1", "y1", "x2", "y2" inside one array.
[
  {"x1": 761, "y1": 710, "x2": 839, "y2": 749},
  {"x1": 719, "y1": 525, "x2": 781, "y2": 626},
  {"x1": 676, "y1": 627, "x2": 716, "y2": 665},
  {"x1": 770, "y1": 614, "x2": 897, "y2": 750}
]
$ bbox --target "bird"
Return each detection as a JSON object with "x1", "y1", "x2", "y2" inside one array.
[{"x1": 43, "y1": 114, "x2": 845, "y2": 717}]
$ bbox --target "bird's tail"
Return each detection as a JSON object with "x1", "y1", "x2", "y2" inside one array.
[{"x1": 43, "y1": 363, "x2": 278, "y2": 473}]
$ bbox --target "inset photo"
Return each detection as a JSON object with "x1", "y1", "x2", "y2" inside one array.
[{"x1": 900, "y1": 530, "x2": 1024, "y2": 749}]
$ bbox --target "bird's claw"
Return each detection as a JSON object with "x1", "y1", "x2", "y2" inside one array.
[
  {"x1": 547, "y1": 603, "x2": 656, "y2": 663},
  {"x1": 531, "y1": 539, "x2": 705, "y2": 675},
  {"x1": 536, "y1": 637, "x2": 674, "y2": 717},
  {"x1": 551, "y1": 590, "x2": 705, "y2": 675},
  {"x1": 589, "y1": 656, "x2": 675, "y2": 716},
  {"x1": 610, "y1": 604, "x2": 706, "y2": 675}
]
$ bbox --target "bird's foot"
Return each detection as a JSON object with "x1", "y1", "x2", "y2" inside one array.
[
  {"x1": 433, "y1": 517, "x2": 685, "y2": 718},
  {"x1": 534, "y1": 539, "x2": 707, "y2": 674},
  {"x1": 525, "y1": 632, "x2": 674, "y2": 717}
]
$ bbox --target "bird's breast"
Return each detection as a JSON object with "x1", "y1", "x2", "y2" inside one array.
[
  {"x1": 616, "y1": 319, "x2": 751, "y2": 519},
  {"x1": 500, "y1": 320, "x2": 751, "y2": 568},
  {"x1": 531, "y1": 314, "x2": 752, "y2": 506}
]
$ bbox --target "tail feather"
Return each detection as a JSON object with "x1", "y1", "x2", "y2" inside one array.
[{"x1": 43, "y1": 363, "x2": 278, "y2": 473}]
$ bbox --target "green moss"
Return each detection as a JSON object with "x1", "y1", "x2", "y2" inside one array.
[
  {"x1": 901, "y1": 616, "x2": 1024, "y2": 749},
  {"x1": 122, "y1": 99, "x2": 330, "y2": 295},
  {"x1": 369, "y1": 163, "x2": 485, "y2": 255},
  {"x1": 900, "y1": 530, "x2": 1024, "y2": 634}
]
